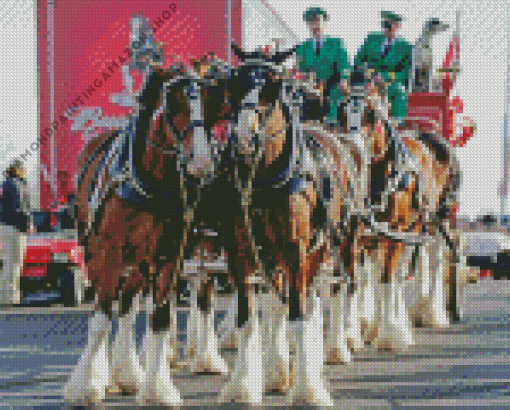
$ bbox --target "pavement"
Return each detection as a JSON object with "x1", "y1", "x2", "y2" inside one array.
[{"x1": 0, "y1": 280, "x2": 509, "y2": 408}]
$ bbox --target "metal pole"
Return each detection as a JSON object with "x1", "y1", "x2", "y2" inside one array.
[
  {"x1": 501, "y1": 5, "x2": 510, "y2": 217},
  {"x1": 226, "y1": 0, "x2": 232, "y2": 65}
]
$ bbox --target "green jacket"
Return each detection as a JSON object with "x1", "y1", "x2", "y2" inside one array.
[
  {"x1": 296, "y1": 36, "x2": 350, "y2": 84},
  {"x1": 354, "y1": 32, "x2": 412, "y2": 87}
]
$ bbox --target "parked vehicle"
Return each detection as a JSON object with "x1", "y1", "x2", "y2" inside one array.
[
  {"x1": 20, "y1": 231, "x2": 87, "y2": 306},
  {"x1": 463, "y1": 232, "x2": 510, "y2": 280}
]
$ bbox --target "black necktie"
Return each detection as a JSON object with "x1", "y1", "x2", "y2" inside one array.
[
  {"x1": 315, "y1": 39, "x2": 321, "y2": 56},
  {"x1": 382, "y1": 42, "x2": 391, "y2": 57}
]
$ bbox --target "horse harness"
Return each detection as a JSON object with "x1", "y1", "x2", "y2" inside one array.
[{"x1": 79, "y1": 68, "x2": 228, "y2": 237}]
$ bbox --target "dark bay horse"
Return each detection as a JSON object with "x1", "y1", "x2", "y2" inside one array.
[
  {"x1": 208, "y1": 45, "x2": 343, "y2": 406},
  {"x1": 65, "y1": 60, "x2": 233, "y2": 405}
]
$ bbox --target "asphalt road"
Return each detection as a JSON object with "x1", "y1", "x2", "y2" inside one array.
[{"x1": 0, "y1": 280, "x2": 509, "y2": 408}]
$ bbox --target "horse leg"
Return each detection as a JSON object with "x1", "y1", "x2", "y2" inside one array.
[
  {"x1": 137, "y1": 216, "x2": 189, "y2": 406},
  {"x1": 416, "y1": 232, "x2": 450, "y2": 327},
  {"x1": 111, "y1": 275, "x2": 146, "y2": 395},
  {"x1": 325, "y1": 222, "x2": 356, "y2": 364},
  {"x1": 261, "y1": 268, "x2": 291, "y2": 393},
  {"x1": 187, "y1": 274, "x2": 201, "y2": 364},
  {"x1": 218, "y1": 287, "x2": 239, "y2": 349},
  {"x1": 190, "y1": 276, "x2": 229, "y2": 375},
  {"x1": 360, "y1": 248, "x2": 379, "y2": 344},
  {"x1": 325, "y1": 282, "x2": 352, "y2": 365},
  {"x1": 345, "y1": 282, "x2": 363, "y2": 351},
  {"x1": 286, "y1": 187, "x2": 333, "y2": 406},
  {"x1": 137, "y1": 291, "x2": 182, "y2": 406},
  {"x1": 219, "y1": 211, "x2": 263, "y2": 405},
  {"x1": 63, "y1": 284, "x2": 114, "y2": 405},
  {"x1": 138, "y1": 281, "x2": 154, "y2": 371},
  {"x1": 373, "y1": 238, "x2": 414, "y2": 351}
]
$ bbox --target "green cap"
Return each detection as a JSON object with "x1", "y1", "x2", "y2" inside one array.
[
  {"x1": 381, "y1": 11, "x2": 403, "y2": 23},
  {"x1": 304, "y1": 7, "x2": 328, "y2": 22}
]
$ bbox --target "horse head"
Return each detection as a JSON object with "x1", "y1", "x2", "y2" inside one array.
[
  {"x1": 229, "y1": 43, "x2": 295, "y2": 164},
  {"x1": 130, "y1": 58, "x2": 233, "y2": 194}
]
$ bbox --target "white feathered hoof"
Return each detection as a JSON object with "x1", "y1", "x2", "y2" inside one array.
[
  {"x1": 190, "y1": 311, "x2": 229, "y2": 375},
  {"x1": 361, "y1": 322, "x2": 379, "y2": 345},
  {"x1": 111, "y1": 325, "x2": 146, "y2": 395},
  {"x1": 346, "y1": 291, "x2": 364, "y2": 351},
  {"x1": 111, "y1": 297, "x2": 146, "y2": 395},
  {"x1": 325, "y1": 346, "x2": 351, "y2": 366},
  {"x1": 373, "y1": 283, "x2": 413, "y2": 352},
  {"x1": 220, "y1": 326, "x2": 239, "y2": 349},
  {"x1": 263, "y1": 311, "x2": 290, "y2": 393},
  {"x1": 63, "y1": 312, "x2": 111, "y2": 405},
  {"x1": 288, "y1": 319, "x2": 334, "y2": 407},
  {"x1": 412, "y1": 297, "x2": 449, "y2": 329},
  {"x1": 219, "y1": 316, "x2": 264, "y2": 405},
  {"x1": 136, "y1": 331, "x2": 182, "y2": 406},
  {"x1": 140, "y1": 321, "x2": 179, "y2": 372},
  {"x1": 264, "y1": 356, "x2": 290, "y2": 393},
  {"x1": 325, "y1": 287, "x2": 352, "y2": 365}
]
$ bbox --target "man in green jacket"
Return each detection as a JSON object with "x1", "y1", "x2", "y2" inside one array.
[
  {"x1": 296, "y1": 7, "x2": 350, "y2": 126},
  {"x1": 354, "y1": 11, "x2": 413, "y2": 126}
]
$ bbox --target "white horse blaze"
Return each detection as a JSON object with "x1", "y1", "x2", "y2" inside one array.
[
  {"x1": 187, "y1": 84, "x2": 214, "y2": 177},
  {"x1": 63, "y1": 312, "x2": 112, "y2": 405}
]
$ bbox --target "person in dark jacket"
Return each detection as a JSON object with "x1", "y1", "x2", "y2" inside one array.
[{"x1": 0, "y1": 160, "x2": 32, "y2": 305}]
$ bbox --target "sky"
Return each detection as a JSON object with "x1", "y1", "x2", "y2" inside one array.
[
  {"x1": 0, "y1": 0, "x2": 508, "y2": 216},
  {"x1": 0, "y1": 0, "x2": 38, "y2": 207}
]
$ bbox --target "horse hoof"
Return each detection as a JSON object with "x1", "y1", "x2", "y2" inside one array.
[
  {"x1": 373, "y1": 336, "x2": 408, "y2": 352},
  {"x1": 220, "y1": 329, "x2": 239, "y2": 349},
  {"x1": 361, "y1": 326, "x2": 379, "y2": 344},
  {"x1": 190, "y1": 354, "x2": 229, "y2": 375},
  {"x1": 136, "y1": 380, "x2": 183, "y2": 407},
  {"x1": 325, "y1": 347, "x2": 352, "y2": 365},
  {"x1": 264, "y1": 359, "x2": 290, "y2": 393},
  {"x1": 111, "y1": 352, "x2": 146, "y2": 394},
  {"x1": 63, "y1": 387, "x2": 106, "y2": 406},
  {"x1": 219, "y1": 380, "x2": 263, "y2": 405},
  {"x1": 346, "y1": 337, "x2": 365, "y2": 351},
  {"x1": 287, "y1": 381, "x2": 334, "y2": 407},
  {"x1": 411, "y1": 299, "x2": 449, "y2": 329}
]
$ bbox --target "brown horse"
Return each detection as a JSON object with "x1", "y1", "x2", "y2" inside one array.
[
  {"x1": 65, "y1": 59, "x2": 233, "y2": 405},
  {"x1": 210, "y1": 45, "x2": 347, "y2": 406},
  {"x1": 338, "y1": 71, "x2": 461, "y2": 352}
]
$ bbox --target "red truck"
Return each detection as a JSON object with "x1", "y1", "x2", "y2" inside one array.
[{"x1": 20, "y1": 232, "x2": 87, "y2": 306}]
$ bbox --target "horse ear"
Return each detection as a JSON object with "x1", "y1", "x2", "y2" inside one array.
[
  {"x1": 231, "y1": 42, "x2": 247, "y2": 60},
  {"x1": 270, "y1": 47, "x2": 297, "y2": 64}
]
